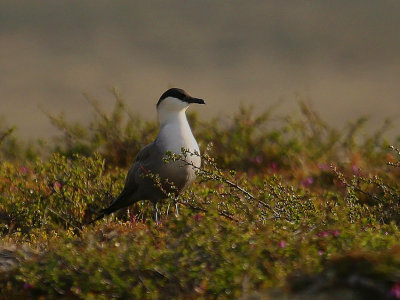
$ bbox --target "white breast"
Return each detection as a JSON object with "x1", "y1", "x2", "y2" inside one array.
[{"x1": 156, "y1": 110, "x2": 201, "y2": 168}]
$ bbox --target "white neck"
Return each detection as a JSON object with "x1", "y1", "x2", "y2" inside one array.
[
  {"x1": 156, "y1": 106, "x2": 200, "y2": 156},
  {"x1": 157, "y1": 107, "x2": 188, "y2": 128}
]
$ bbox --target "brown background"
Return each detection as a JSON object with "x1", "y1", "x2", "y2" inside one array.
[{"x1": 0, "y1": 1, "x2": 399, "y2": 139}]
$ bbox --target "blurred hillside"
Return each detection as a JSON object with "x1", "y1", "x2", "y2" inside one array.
[{"x1": 0, "y1": 1, "x2": 399, "y2": 139}]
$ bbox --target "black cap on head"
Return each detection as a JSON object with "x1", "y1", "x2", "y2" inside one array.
[{"x1": 157, "y1": 88, "x2": 205, "y2": 106}]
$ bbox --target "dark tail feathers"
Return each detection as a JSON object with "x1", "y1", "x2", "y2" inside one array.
[{"x1": 87, "y1": 190, "x2": 135, "y2": 225}]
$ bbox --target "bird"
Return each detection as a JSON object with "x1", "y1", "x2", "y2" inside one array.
[{"x1": 89, "y1": 88, "x2": 205, "y2": 224}]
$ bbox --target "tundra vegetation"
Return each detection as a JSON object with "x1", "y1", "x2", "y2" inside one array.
[{"x1": 1, "y1": 91, "x2": 400, "y2": 299}]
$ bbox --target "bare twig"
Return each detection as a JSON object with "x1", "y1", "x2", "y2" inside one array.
[
  {"x1": 46, "y1": 207, "x2": 82, "y2": 233},
  {"x1": 178, "y1": 153, "x2": 282, "y2": 218}
]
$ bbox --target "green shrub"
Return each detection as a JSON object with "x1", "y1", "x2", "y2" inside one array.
[{"x1": 0, "y1": 93, "x2": 399, "y2": 299}]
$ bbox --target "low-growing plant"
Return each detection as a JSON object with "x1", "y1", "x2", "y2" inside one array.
[
  {"x1": 0, "y1": 93, "x2": 399, "y2": 299},
  {"x1": 45, "y1": 88, "x2": 158, "y2": 168}
]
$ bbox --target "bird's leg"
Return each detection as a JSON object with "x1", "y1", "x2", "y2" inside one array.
[
  {"x1": 153, "y1": 202, "x2": 159, "y2": 224},
  {"x1": 175, "y1": 200, "x2": 179, "y2": 217},
  {"x1": 166, "y1": 203, "x2": 171, "y2": 216}
]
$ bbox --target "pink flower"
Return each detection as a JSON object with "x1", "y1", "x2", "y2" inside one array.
[
  {"x1": 23, "y1": 283, "x2": 33, "y2": 290},
  {"x1": 271, "y1": 162, "x2": 278, "y2": 171},
  {"x1": 318, "y1": 250, "x2": 324, "y2": 256},
  {"x1": 317, "y1": 231, "x2": 330, "y2": 238},
  {"x1": 19, "y1": 166, "x2": 29, "y2": 174},
  {"x1": 129, "y1": 212, "x2": 137, "y2": 223},
  {"x1": 54, "y1": 181, "x2": 62, "y2": 190},
  {"x1": 317, "y1": 163, "x2": 330, "y2": 171},
  {"x1": 333, "y1": 230, "x2": 339, "y2": 237},
  {"x1": 301, "y1": 177, "x2": 314, "y2": 188},
  {"x1": 250, "y1": 156, "x2": 263, "y2": 165},
  {"x1": 389, "y1": 283, "x2": 400, "y2": 298},
  {"x1": 279, "y1": 241, "x2": 286, "y2": 248},
  {"x1": 352, "y1": 165, "x2": 360, "y2": 174},
  {"x1": 193, "y1": 214, "x2": 203, "y2": 222}
]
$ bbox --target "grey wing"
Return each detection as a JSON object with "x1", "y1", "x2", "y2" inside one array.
[
  {"x1": 123, "y1": 143, "x2": 155, "y2": 189},
  {"x1": 100, "y1": 143, "x2": 157, "y2": 215}
]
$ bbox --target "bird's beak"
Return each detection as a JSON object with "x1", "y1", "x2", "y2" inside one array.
[{"x1": 187, "y1": 97, "x2": 206, "y2": 105}]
